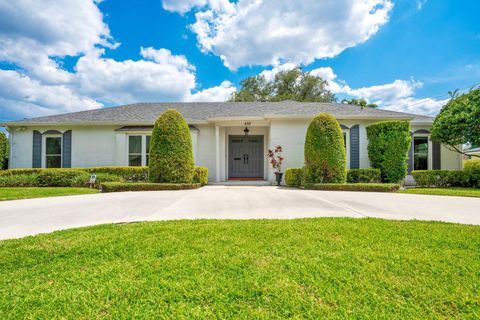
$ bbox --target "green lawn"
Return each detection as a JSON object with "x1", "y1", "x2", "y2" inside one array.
[
  {"x1": 0, "y1": 187, "x2": 99, "y2": 201},
  {"x1": 400, "y1": 187, "x2": 480, "y2": 197},
  {"x1": 1, "y1": 219, "x2": 479, "y2": 318}
]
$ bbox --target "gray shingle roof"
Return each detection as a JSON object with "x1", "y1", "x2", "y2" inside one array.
[{"x1": 1, "y1": 101, "x2": 433, "y2": 125}]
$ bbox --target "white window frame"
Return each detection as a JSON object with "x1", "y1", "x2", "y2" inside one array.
[
  {"x1": 42, "y1": 134, "x2": 63, "y2": 168},
  {"x1": 412, "y1": 134, "x2": 432, "y2": 170},
  {"x1": 127, "y1": 133, "x2": 151, "y2": 166},
  {"x1": 342, "y1": 129, "x2": 350, "y2": 169}
]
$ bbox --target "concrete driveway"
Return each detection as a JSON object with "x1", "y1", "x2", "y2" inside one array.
[{"x1": 0, "y1": 186, "x2": 479, "y2": 240}]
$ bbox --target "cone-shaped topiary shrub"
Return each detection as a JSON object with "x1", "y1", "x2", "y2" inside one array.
[
  {"x1": 304, "y1": 113, "x2": 347, "y2": 183},
  {"x1": 149, "y1": 109, "x2": 194, "y2": 183},
  {"x1": 366, "y1": 121, "x2": 411, "y2": 183}
]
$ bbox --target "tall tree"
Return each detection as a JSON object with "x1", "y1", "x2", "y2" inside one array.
[
  {"x1": 230, "y1": 67, "x2": 335, "y2": 103},
  {"x1": 341, "y1": 98, "x2": 378, "y2": 108},
  {"x1": 431, "y1": 88, "x2": 480, "y2": 157}
]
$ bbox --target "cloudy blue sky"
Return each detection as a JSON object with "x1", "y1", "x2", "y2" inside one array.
[{"x1": 1, "y1": 0, "x2": 479, "y2": 122}]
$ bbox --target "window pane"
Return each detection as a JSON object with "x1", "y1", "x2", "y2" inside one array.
[
  {"x1": 46, "y1": 155, "x2": 62, "y2": 168},
  {"x1": 343, "y1": 132, "x2": 346, "y2": 149},
  {"x1": 414, "y1": 137, "x2": 429, "y2": 170},
  {"x1": 146, "y1": 155, "x2": 149, "y2": 166},
  {"x1": 46, "y1": 137, "x2": 61, "y2": 155},
  {"x1": 129, "y1": 136, "x2": 142, "y2": 153},
  {"x1": 146, "y1": 136, "x2": 151, "y2": 154},
  {"x1": 129, "y1": 155, "x2": 142, "y2": 166}
]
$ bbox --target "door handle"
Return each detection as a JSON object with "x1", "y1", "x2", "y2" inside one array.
[
  {"x1": 246, "y1": 154, "x2": 249, "y2": 164},
  {"x1": 243, "y1": 154, "x2": 246, "y2": 164}
]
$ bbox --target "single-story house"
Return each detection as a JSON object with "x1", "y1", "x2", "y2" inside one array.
[
  {"x1": 0, "y1": 101, "x2": 463, "y2": 182},
  {"x1": 464, "y1": 147, "x2": 480, "y2": 160}
]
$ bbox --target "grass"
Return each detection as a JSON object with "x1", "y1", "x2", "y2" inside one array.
[
  {"x1": 0, "y1": 187, "x2": 99, "y2": 201},
  {"x1": 0, "y1": 219, "x2": 479, "y2": 318},
  {"x1": 400, "y1": 187, "x2": 480, "y2": 198}
]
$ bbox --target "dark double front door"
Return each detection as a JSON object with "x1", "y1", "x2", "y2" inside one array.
[{"x1": 228, "y1": 136, "x2": 264, "y2": 179}]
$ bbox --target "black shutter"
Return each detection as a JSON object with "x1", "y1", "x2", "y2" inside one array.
[
  {"x1": 32, "y1": 130, "x2": 42, "y2": 168},
  {"x1": 349, "y1": 125, "x2": 360, "y2": 169},
  {"x1": 63, "y1": 130, "x2": 72, "y2": 168}
]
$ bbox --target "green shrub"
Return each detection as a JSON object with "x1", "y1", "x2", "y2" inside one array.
[
  {"x1": 193, "y1": 167, "x2": 208, "y2": 186},
  {"x1": 94, "y1": 173, "x2": 124, "y2": 183},
  {"x1": 464, "y1": 160, "x2": 480, "y2": 188},
  {"x1": 0, "y1": 167, "x2": 148, "y2": 182},
  {"x1": 0, "y1": 132, "x2": 7, "y2": 170},
  {"x1": 304, "y1": 113, "x2": 347, "y2": 184},
  {"x1": 285, "y1": 168, "x2": 304, "y2": 187},
  {"x1": 101, "y1": 182, "x2": 201, "y2": 192},
  {"x1": 149, "y1": 109, "x2": 195, "y2": 183},
  {"x1": 447, "y1": 170, "x2": 470, "y2": 187},
  {"x1": 84, "y1": 166, "x2": 148, "y2": 182},
  {"x1": 0, "y1": 174, "x2": 39, "y2": 187},
  {"x1": 0, "y1": 168, "x2": 45, "y2": 176},
  {"x1": 412, "y1": 170, "x2": 470, "y2": 188},
  {"x1": 347, "y1": 169, "x2": 381, "y2": 183},
  {"x1": 366, "y1": 121, "x2": 411, "y2": 183},
  {"x1": 37, "y1": 169, "x2": 91, "y2": 187},
  {"x1": 305, "y1": 183, "x2": 400, "y2": 192}
]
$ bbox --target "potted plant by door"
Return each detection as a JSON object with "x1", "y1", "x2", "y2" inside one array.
[{"x1": 267, "y1": 145, "x2": 284, "y2": 186}]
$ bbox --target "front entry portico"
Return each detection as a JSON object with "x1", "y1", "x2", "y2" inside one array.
[{"x1": 228, "y1": 135, "x2": 264, "y2": 179}]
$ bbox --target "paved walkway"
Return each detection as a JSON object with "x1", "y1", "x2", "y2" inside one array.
[{"x1": 0, "y1": 186, "x2": 479, "y2": 240}]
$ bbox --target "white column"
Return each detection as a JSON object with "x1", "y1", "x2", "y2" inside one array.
[{"x1": 215, "y1": 125, "x2": 221, "y2": 181}]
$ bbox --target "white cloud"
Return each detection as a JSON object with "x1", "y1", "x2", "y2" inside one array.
[
  {"x1": 348, "y1": 80, "x2": 422, "y2": 103},
  {"x1": 186, "y1": 80, "x2": 236, "y2": 102},
  {"x1": 310, "y1": 67, "x2": 351, "y2": 94},
  {"x1": 342, "y1": 79, "x2": 447, "y2": 115},
  {"x1": 0, "y1": 0, "x2": 116, "y2": 83},
  {"x1": 74, "y1": 48, "x2": 197, "y2": 103},
  {"x1": 162, "y1": 0, "x2": 234, "y2": 14},
  {"x1": 186, "y1": 0, "x2": 393, "y2": 69},
  {"x1": 0, "y1": 70, "x2": 101, "y2": 118},
  {"x1": 0, "y1": 0, "x2": 236, "y2": 119},
  {"x1": 259, "y1": 63, "x2": 297, "y2": 82},
  {"x1": 416, "y1": 0, "x2": 428, "y2": 10}
]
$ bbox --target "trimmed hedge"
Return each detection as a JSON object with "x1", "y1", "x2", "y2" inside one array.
[
  {"x1": 94, "y1": 173, "x2": 124, "y2": 184},
  {"x1": 101, "y1": 182, "x2": 201, "y2": 192},
  {"x1": 347, "y1": 169, "x2": 381, "y2": 183},
  {"x1": 0, "y1": 174, "x2": 39, "y2": 187},
  {"x1": 412, "y1": 166, "x2": 479, "y2": 188},
  {"x1": 285, "y1": 168, "x2": 304, "y2": 187},
  {"x1": 304, "y1": 113, "x2": 347, "y2": 184},
  {"x1": 286, "y1": 168, "x2": 382, "y2": 187},
  {"x1": 0, "y1": 167, "x2": 148, "y2": 182},
  {"x1": 305, "y1": 183, "x2": 400, "y2": 192},
  {"x1": 193, "y1": 166, "x2": 209, "y2": 186},
  {"x1": 366, "y1": 121, "x2": 411, "y2": 183},
  {"x1": 0, "y1": 132, "x2": 7, "y2": 170},
  {"x1": 464, "y1": 160, "x2": 480, "y2": 187},
  {"x1": 149, "y1": 109, "x2": 194, "y2": 183},
  {"x1": 83, "y1": 166, "x2": 148, "y2": 182},
  {"x1": 37, "y1": 169, "x2": 91, "y2": 187}
]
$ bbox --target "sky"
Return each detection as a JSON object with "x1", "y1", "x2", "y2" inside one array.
[{"x1": 0, "y1": 0, "x2": 479, "y2": 122}]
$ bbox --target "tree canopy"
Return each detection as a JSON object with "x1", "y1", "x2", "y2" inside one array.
[
  {"x1": 341, "y1": 98, "x2": 378, "y2": 109},
  {"x1": 230, "y1": 67, "x2": 336, "y2": 103},
  {"x1": 431, "y1": 88, "x2": 480, "y2": 157}
]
